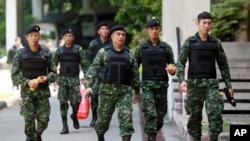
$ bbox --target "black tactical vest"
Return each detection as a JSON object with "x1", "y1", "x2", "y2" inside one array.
[
  {"x1": 21, "y1": 46, "x2": 49, "y2": 87},
  {"x1": 58, "y1": 45, "x2": 80, "y2": 76},
  {"x1": 91, "y1": 38, "x2": 110, "y2": 61},
  {"x1": 188, "y1": 36, "x2": 217, "y2": 79},
  {"x1": 91, "y1": 41, "x2": 102, "y2": 60},
  {"x1": 141, "y1": 42, "x2": 169, "y2": 82},
  {"x1": 99, "y1": 46, "x2": 131, "y2": 85}
]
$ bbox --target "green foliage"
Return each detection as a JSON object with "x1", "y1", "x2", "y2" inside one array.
[
  {"x1": 0, "y1": 0, "x2": 5, "y2": 44},
  {"x1": 0, "y1": 47, "x2": 6, "y2": 57},
  {"x1": 106, "y1": 0, "x2": 162, "y2": 47},
  {"x1": 211, "y1": 0, "x2": 247, "y2": 41},
  {"x1": 109, "y1": 0, "x2": 162, "y2": 33},
  {"x1": 43, "y1": 0, "x2": 82, "y2": 13}
]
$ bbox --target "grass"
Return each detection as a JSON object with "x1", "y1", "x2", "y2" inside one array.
[
  {"x1": 202, "y1": 121, "x2": 230, "y2": 132},
  {"x1": 0, "y1": 93, "x2": 13, "y2": 100}
]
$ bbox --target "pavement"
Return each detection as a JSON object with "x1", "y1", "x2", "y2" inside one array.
[
  {"x1": 0, "y1": 68, "x2": 186, "y2": 141},
  {"x1": 2, "y1": 67, "x2": 250, "y2": 141}
]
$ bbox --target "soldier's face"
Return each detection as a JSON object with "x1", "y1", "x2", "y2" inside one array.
[
  {"x1": 111, "y1": 31, "x2": 126, "y2": 45},
  {"x1": 26, "y1": 32, "x2": 40, "y2": 46},
  {"x1": 146, "y1": 26, "x2": 161, "y2": 40},
  {"x1": 197, "y1": 18, "x2": 212, "y2": 34},
  {"x1": 98, "y1": 26, "x2": 110, "y2": 38},
  {"x1": 63, "y1": 33, "x2": 74, "y2": 44}
]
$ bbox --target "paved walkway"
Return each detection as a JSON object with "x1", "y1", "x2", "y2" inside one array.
[{"x1": 0, "y1": 68, "x2": 186, "y2": 141}]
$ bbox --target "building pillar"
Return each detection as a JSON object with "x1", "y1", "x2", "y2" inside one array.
[
  {"x1": 6, "y1": 0, "x2": 18, "y2": 52},
  {"x1": 32, "y1": 0, "x2": 43, "y2": 20},
  {"x1": 162, "y1": 0, "x2": 210, "y2": 119}
]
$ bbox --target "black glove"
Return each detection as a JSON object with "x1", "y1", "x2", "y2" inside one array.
[{"x1": 223, "y1": 88, "x2": 236, "y2": 107}]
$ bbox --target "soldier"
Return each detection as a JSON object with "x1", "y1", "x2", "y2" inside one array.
[
  {"x1": 134, "y1": 18, "x2": 176, "y2": 141},
  {"x1": 11, "y1": 25, "x2": 57, "y2": 141},
  {"x1": 176, "y1": 12, "x2": 234, "y2": 141},
  {"x1": 7, "y1": 36, "x2": 23, "y2": 89},
  {"x1": 54, "y1": 27, "x2": 86, "y2": 134},
  {"x1": 86, "y1": 22, "x2": 111, "y2": 127},
  {"x1": 84, "y1": 24, "x2": 140, "y2": 141}
]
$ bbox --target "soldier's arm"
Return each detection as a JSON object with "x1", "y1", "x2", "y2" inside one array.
[
  {"x1": 176, "y1": 39, "x2": 189, "y2": 82},
  {"x1": 134, "y1": 46, "x2": 142, "y2": 68},
  {"x1": 11, "y1": 50, "x2": 30, "y2": 86},
  {"x1": 166, "y1": 45, "x2": 176, "y2": 65},
  {"x1": 47, "y1": 52, "x2": 57, "y2": 83},
  {"x1": 85, "y1": 41, "x2": 94, "y2": 70},
  {"x1": 79, "y1": 46, "x2": 88, "y2": 74},
  {"x1": 53, "y1": 49, "x2": 59, "y2": 67},
  {"x1": 216, "y1": 40, "x2": 232, "y2": 88},
  {"x1": 130, "y1": 53, "x2": 140, "y2": 95},
  {"x1": 84, "y1": 49, "x2": 104, "y2": 88},
  {"x1": 53, "y1": 49, "x2": 60, "y2": 81}
]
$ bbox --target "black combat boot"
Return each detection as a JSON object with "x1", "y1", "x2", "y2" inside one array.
[
  {"x1": 90, "y1": 110, "x2": 97, "y2": 127},
  {"x1": 97, "y1": 134, "x2": 105, "y2": 141},
  {"x1": 60, "y1": 116, "x2": 69, "y2": 134},
  {"x1": 122, "y1": 136, "x2": 131, "y2": 141},
  {"x1": 148, "y1": 133, "x2": 156, "y2": 141},
  {"x1": 36, "y1": 132, "x2": 42, "y2": 141},
  {"x1": 71, "y1": 113, "x2": 80, "y2": 129}
]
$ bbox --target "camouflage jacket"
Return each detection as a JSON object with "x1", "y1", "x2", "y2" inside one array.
[
  {"x1": 134, "y1": 39, "x2": 176, "y2": 83},
  {"x1": 176, "y1": 32, "x2": 232, "y2": 88},
  {"x1": 85, "y1": 37, "x2": 111, "y2": 69},
  {"x1": 53, "y1": 44, "x2": 87, "y2": 82},
  {"x1": 11, "y1": 46, "x2": 57, "y2": 90},
  {"x1": 84, "y1": 44, "x2": 140, "y2": 94}
]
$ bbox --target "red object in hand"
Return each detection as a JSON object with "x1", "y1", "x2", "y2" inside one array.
[{"x1": 77, "y1": 85, "x2": 90, "y2": 120}]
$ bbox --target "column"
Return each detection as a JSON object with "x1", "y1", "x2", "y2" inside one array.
[{"x1": 6, "y1": 0, "x2": 18, "y2": 52}]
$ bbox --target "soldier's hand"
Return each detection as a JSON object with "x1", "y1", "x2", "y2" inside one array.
[
  {"x1": 85, "y1": 87, "x2": 93, "y2": 95},
  {"x1": 180, "y1": 81, "x2": 187, "y2": 93},
  {"x1": 28, "y1": 79, "x2": 39, "y2": 89},
  {"x1": 38, "y1": 76, "x2": 48, "y2": 83},
  {"x1": 80, "y1": 77, "x2": 84, "y2": 83},
  {"x1": 133, "y1": 93, "x2": 140, "y2": 104},
  {"x1": 165, "y1": 64, "x2": 176, "y2": 75},
  {"x1": 228, "y1": 88, "x2": 234, "y2": 97}
]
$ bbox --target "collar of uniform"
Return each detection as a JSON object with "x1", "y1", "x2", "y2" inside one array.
[
  {"x1": 195, "y1": 32, "x2": 214, "y2": 41},
  {"x1": 147, "y1": 39, "x2": 160, "y2": 47},
  {"x1": 110, "y1": 43, "x2": 125, "y2": 54}
]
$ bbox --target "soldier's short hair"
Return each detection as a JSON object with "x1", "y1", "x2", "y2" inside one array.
[{"x1": 197, "y1": 11, "x2": 212, "y2": 21}]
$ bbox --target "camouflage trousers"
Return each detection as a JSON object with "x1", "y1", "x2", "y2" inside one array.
[
  {"x1": 90, "y1": 78, "x2": 99, "y2": 112},
  {"x1": 185, "y1": 79, "x2": 224, "y2": 141},
  {"x1": 95, "y1": 84, "x2": 134, "y2": 137},
  {"x1": 20, "y1": 90, "x2": 51, "y2": 141},
  {"x1": 58, "y1": 84, "x2": 81, "y2": 116},
  {"x1": 141, "y1": 81, "x2": 168, "y2": 134}
]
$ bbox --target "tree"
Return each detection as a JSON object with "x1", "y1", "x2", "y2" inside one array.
[
  {"x1": 0, "y1": 0, "x2": 5, "y2": 45},
  {"x1": 43, "y1": 0, "x2": 82, "y2": 13},
  {"x1": 211, "y1": 0, "x2": 247, "y2": 41},
  {"x1": 108, "y1": 0, "x2": 162, "y2": 33}
]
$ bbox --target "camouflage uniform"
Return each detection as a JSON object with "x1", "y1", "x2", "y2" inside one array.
[
  {"x1": 54, "y1": 44, "x2": 86, "y2": 131},
  {"x1": 86, "y1": 37, "x2": 111, "y2": 126},
  {"x1": 176, "y1": 33, "x2": 232, "y2": 141},
  {"x1": 134, "y1": 39, "x2": 175, "y2": 138},
  {"x1": 84, "y1": 44, "x2": 140, "y2": 138},
  {"x1": 11, "y1": 45, "x2": 57, "y2": 141}
]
